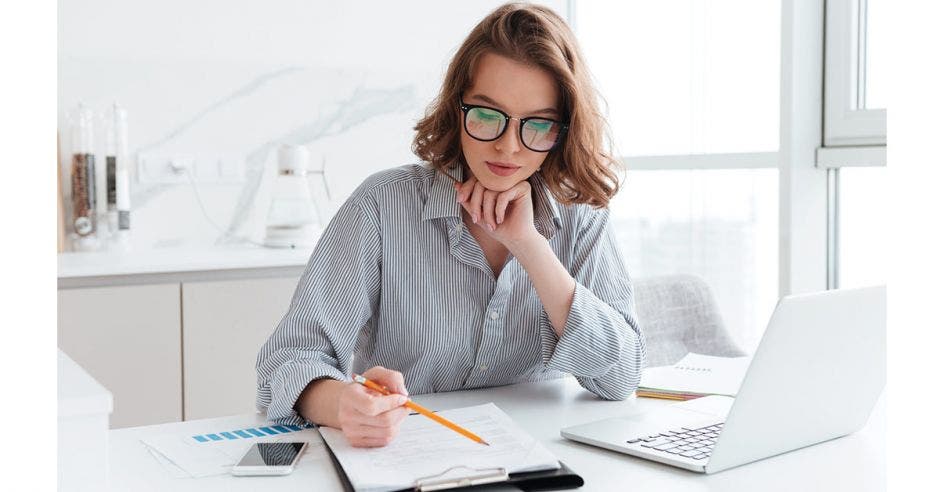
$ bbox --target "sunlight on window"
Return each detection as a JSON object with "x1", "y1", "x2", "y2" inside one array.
[{"x1": 577, "y1": 1, "x2": 780, "y2": 155}]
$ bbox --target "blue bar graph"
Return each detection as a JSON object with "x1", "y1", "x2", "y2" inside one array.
[{"x1": 191, "y1": 423, "x2": 311, "y2": 443}]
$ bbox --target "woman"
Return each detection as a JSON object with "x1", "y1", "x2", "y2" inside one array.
[{"x1": 256, "y1": 2, "x2": 645, "y2": 448}]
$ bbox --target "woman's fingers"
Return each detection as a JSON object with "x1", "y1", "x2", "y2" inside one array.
[
  {"x1": 342, "y1": 381, "x2": 405, "y2": 420},
  {"x1": 455, "y1": 175, "x2": 477, "y2": 204},
  {"x1": 457, "y1": 176, "x2": 532, "y2": 230},
  {"x1": 482, "y1": 190, "x2": 498, "y2": 230},
  {"x1": 362, "y1": 365, "x2": 409, "y2": 397},
  {"x1": 495, "y1": 181, "x2": 530, "y2": 224},
  {"x1": 348, "y1": 404, "x2": 410, "y2": 428},
  {"x1": 339, "y1": 382, "x2": 410, "y2": 448},
  {"x1": 468, "y1": 181, "x2": 485, "y2": 224},
  {"x1": 494, "y1": 187, "x2": 519, "y2": 225}
]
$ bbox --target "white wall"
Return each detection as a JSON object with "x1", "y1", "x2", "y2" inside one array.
[{"x1": 58, "y1": 0, "x2": 568, "y2": 250}]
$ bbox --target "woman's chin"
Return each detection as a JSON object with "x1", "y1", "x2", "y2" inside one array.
[{"x1": 479, "y1": 177, "x2": 519, "y2": 192}]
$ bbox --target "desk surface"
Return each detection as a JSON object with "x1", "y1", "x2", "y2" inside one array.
[{"x1": 109, "y1": 377, "x2": 885, "y2": 491}]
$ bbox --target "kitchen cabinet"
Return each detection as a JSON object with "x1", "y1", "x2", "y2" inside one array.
[
  {"x1": 181, "y1": 277, "x2": 300, "y2": 420},
  {"x1": 58, "y1": 248, "x2": 310, "y2": 427},
  {"x1": 57, "y1": 283, "x2": 182, "y2": 428}
]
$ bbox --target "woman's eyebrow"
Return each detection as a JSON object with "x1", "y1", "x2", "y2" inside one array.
[{"x1": 468, "y1": 93, "x2": 558, "y2": 116}]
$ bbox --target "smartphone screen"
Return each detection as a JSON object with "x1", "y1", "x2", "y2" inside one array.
[{"x1": 237, "y1": 442, "x2": 305, "y2": 467}]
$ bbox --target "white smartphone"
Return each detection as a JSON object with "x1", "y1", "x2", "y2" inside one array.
[{"x1": 230, "y1": 441, "x2": 308, "y2": 476}]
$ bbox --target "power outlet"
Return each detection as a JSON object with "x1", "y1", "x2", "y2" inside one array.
[
  {"x1": 137, "y1": 152, "x2": 244, "y2": 184},
  {"x1": 137, "y1": 153, "x2": 188, "y2": 184}
]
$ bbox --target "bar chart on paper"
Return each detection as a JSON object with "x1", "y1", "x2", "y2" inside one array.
[
  {"x1": 142, "y1": 421, "x2": 322, "y2": 478},
  {"x1": 190, "y1": 424, "x2": 309, "y2": 443}
]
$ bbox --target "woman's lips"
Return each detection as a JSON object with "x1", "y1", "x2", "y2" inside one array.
[{"x1": 486, "y1": 161, "x2": 521, "y2": 177}]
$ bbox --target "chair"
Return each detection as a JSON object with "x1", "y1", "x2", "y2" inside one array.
[{"x1": 633, "y1": 274, "x2": 747, "y2": 367}]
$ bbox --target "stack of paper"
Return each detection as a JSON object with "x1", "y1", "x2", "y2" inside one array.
[
  {"x1": 319, "y1": 402, "x2": 559, "y2": 492},
  {"x1": 638, "y1": 352, "x2": 752, "y2": 401}
]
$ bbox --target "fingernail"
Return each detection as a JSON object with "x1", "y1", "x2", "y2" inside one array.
[
  {"x1": 486, "y1": 223, "x2": 494, "y2": 231},
  {"x1": 472, "y1": 214, "x2": 478, "y2": 224},
  {"x1": 397, "y1": 395, "x2": 408, "y2": 405}
]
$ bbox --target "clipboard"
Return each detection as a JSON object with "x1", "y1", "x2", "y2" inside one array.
[{"x1": 323, "y1": 437, "x2": 584, "y2": 491}]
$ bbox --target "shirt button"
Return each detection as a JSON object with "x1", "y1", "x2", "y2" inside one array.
[
  {"x1": 480, "y1": 365, "x2": 488, "y2": 371},
  {"x1": 489, "y1": 310, "x2": 499, "y2": 320}
]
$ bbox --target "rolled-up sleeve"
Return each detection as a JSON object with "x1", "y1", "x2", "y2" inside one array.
[
  {"x1": 540, "y1": 207, "x2": 646, "y2": 400},
  {"x1": 255, "y1": 191, "x2": 382, "y2": 425}
]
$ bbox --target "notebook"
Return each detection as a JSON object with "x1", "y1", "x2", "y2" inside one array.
[
  {"x1": 318, "y1": 402, "x2": 569, "y2": 492},
  {"x1": 638, "y1": 353, "x2": 752, "y2": 400}
]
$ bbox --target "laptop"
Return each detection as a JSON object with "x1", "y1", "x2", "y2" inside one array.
[{"x1": 561, "y1": 285, "x2": 886, "y2": 474}]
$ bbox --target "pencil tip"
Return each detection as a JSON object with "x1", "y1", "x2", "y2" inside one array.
[{"x1": 482, "y1": 441, "x2": 490, "y2": 446}]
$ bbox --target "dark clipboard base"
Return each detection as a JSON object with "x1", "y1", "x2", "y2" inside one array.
[{"x1": 322, "y1": 436, "x2": 584, "y2": 492}]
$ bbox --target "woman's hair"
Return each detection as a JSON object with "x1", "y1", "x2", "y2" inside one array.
[{"x1": 412, "y1": 2, "x2": 621, "y2": 208}]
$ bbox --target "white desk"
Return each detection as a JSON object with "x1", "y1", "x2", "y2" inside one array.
[{"x1": 108, "y1": 377, "x2": 885, "y2": 491}]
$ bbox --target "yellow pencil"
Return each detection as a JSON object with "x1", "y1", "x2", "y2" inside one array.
[{"x1": 352, "y1": 374, "x2": 489, "y2": 446}]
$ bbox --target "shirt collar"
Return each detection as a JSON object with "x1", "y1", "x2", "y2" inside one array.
[
  {"x1": 421, "y1": 164, "x2": 464, "y2": 222},
  {"x1": 422, "y1": 164, "x2": 562, "y2": 239}
]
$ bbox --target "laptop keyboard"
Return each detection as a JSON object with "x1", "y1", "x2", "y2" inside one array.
[{"x1": 626, "y1": 423, "x2": 724, "y2": 461}]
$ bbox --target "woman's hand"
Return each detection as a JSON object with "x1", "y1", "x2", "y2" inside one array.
[
  {"x1": 336, "y1": 366, "x2": 410, "y2": 447},
  {"x1": 455, "y1": 174, "x2": 540, "y2": 250}
]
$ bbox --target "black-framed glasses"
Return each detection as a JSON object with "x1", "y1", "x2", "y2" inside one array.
[{"x1": 458, "y1": 98, "x2": 568, "y2": 152}]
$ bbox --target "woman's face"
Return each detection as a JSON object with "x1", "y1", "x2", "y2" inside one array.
[{"x1": 460, "y1": 52, "x2": 561, "y2": 192}]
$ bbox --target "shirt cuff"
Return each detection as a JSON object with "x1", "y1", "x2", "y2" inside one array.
[
  {"x1": 539, "y1": 281, "x2": 642, "y2": 378},
  {"x1": 266, "y1": 362, "x2": 347, "y2": 426}
]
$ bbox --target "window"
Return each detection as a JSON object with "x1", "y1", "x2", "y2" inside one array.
[
  {"x1": 577, "y1": 1, "x2": 779, "y2": 156},
  {"x1": 575, "y1": 1, "x2": 781, "y2": 350},
  {"x1": 822, "y1": 0, "x2": 887, "y2": 288},
  {"x1": 824, "y1": 0, "x2": 886, "y2": 146}
]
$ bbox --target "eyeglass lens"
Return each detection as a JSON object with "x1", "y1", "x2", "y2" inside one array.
[{"x1": 465, "y1": 107, "x2": 562, "y2": 151}]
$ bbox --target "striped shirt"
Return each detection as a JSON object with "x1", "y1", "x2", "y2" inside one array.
[{"x1": 256, "y1": 163, "x2": 646, "y2": 425}]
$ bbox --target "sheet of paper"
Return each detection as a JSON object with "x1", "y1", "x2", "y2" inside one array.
[
  {"x1": 141, "y1": 423, "x2": 324, "y2": 478},
  {"x1": 640, "y1": 352, "x2": 752, "y2": 396},
  {"x1": 319, "y1": 402, "x2": 559, "y2": 492}
]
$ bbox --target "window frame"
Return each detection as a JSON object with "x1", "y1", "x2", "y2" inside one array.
[
  {"x1": 571, "y1": 0, "x2": 884, "y2": 298},
  {"x1": 823, "y1": 0, "x2": 887, "y2": 147}
]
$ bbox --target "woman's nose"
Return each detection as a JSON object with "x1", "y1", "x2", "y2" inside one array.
[{"x1": 495, "y1": 118, "x2": 523, "y2": 153}]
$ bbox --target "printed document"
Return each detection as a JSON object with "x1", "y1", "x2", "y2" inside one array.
[{"x1": 319, "y1": 402, "x2": 559, "y2": 492}]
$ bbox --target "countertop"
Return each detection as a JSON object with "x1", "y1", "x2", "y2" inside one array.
[{"x1": 57, "y1": 245, "x2": 315, "y2": 288}]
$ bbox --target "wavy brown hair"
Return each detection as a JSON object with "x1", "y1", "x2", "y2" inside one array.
[{"x1": 412, "y1": 2, "x2": 620, "y2": 208}]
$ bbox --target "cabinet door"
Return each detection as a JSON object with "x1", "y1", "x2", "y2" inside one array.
[
  {"x1": 58, "y1": 284, "x2": 182, "y2": 428},
  {"x1": 182, "y1": 276, "x2": 299, "y2": 420}
]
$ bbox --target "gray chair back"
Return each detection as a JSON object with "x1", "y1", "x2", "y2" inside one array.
[{"x1": 634, "y1": 274, "x2": 747, "y2": 367}]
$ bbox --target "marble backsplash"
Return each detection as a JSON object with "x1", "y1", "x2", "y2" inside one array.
[{"x1": 58, "y1": 59, "x2": 436, "y2": 250}]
